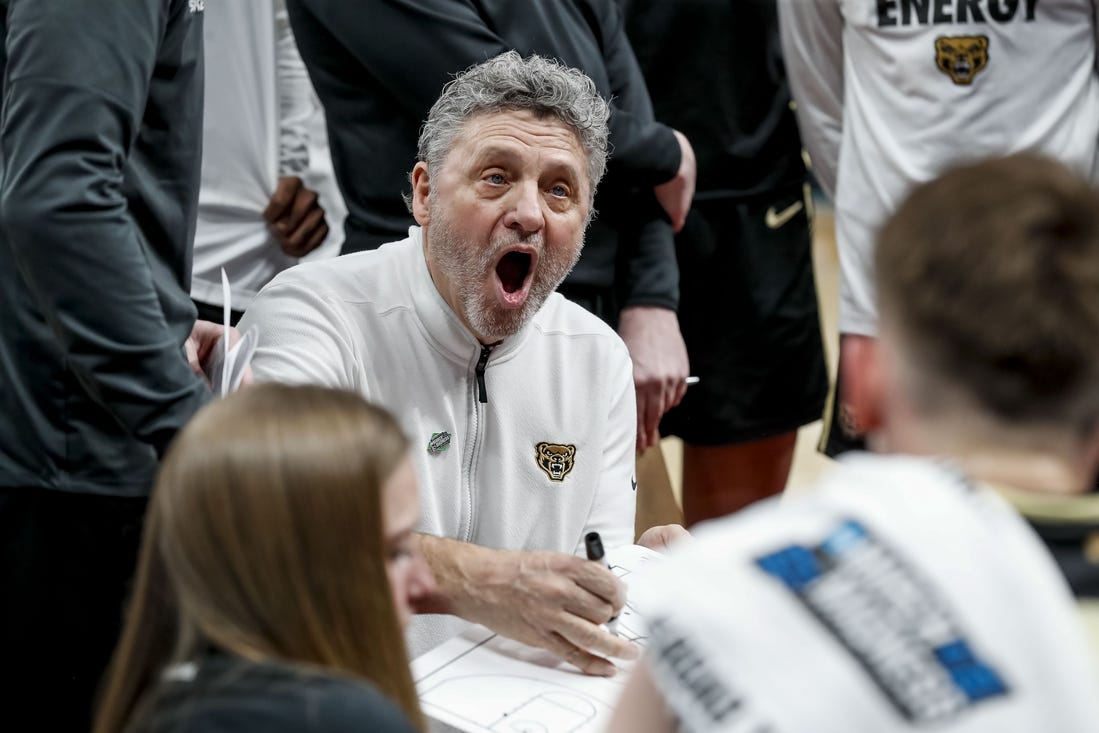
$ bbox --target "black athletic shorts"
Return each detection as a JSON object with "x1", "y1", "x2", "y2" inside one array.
[{"x1": 660, "y1": 185, "x2": 828, "y2": 446}]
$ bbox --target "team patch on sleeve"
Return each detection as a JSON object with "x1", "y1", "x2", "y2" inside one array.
[{"x1": 756, "y1": 519, "x2": 1009, "y2": 723}]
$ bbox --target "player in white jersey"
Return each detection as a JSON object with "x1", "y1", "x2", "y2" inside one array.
[
  {"x1": 777, "y1": 0, "x2": 1099, "y2": 453},
  {"x1": 608, "y1": 154, "x2": 1099, "y2": 732},
  {"x1": 190, "y1": 0, "x2": 346, "y2": 324}
]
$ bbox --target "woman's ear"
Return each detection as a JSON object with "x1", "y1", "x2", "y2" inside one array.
[{"x1": 411, "y1": 162, "x2": 432, "y2": 226}]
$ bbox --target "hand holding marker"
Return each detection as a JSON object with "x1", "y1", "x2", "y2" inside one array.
[{"x1": 584, "y1": 531, "x2": 620, "y2": 636}]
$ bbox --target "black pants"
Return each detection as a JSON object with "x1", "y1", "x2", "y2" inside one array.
[{"x1": 0, "y1": 487, "x2": 148, "y2": 731}]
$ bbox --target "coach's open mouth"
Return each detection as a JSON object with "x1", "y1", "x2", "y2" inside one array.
[{"x1": 494, "y1": 249, "x2": 535, "y2": 307}]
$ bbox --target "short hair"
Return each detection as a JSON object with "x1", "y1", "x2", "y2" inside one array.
[
  {"x1": 876, "y1": 153, "x2": 1099, "y2": 435},
  {"x1": 94, "y1": 385, "x2": 424, "y2": 732},
  {"x1": 417, "y1": 50, "x2": 610, "y2": 199}
]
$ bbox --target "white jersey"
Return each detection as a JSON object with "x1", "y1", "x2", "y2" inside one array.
[
  {"x1": 190, "y1": 0, "x2": 344, "y2": 310},
  {"x1": 239, "y1": 228, "x2": 637, "y2": 655},
  {"x1": 637, "y1": 454, "x2": 1099, "y2": 732},
  {"x1": 779, "y1": 0, "x2": 1099, "y2": 336}
]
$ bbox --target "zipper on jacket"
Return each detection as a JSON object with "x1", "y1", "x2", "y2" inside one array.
[
  {"x1": 475, "y1": 344, "x2": 492, "y2": 403},
  {"x1": 462, "y1": 391, "x2": 484, "y2": 543},
  {"x1": 462, "y1": 345, "x2": 491, "y2": 542}
]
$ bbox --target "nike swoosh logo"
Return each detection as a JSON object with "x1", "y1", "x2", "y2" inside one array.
[{"x1": 765, "y1": 200, "x2": 804, "y2": 229}]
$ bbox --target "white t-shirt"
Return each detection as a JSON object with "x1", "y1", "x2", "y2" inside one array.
[
  {"x1": 638, "y1": 454, "x2": 1099, "y2": 732},
  {"x1": 779, "y1": 0, "x2": 1099, "y2": 336},
  {"x1": 190, "y1": 0, "x2": 344, "y2": 310}
]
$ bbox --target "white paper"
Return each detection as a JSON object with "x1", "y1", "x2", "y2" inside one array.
[
  {"x1": 203, "y1": 268, "x2": 259, "y2": 397},
  {"x1": 412, "y1": 544, "x2": 663, "y2": 733},
  {"x1": 208, "y1": 326, "x2": 259, "y2": 396},
  {"x1": 221, "y1": 268, "x2": 231, "y2": 394}
]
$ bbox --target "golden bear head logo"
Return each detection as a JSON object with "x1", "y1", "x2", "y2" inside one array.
[
  {"x1": 536, "y1": 442, "x2": 576, "y2": 482},
  {"x1": 935, "y1": 35, "x2": 989, "y2": 86}
]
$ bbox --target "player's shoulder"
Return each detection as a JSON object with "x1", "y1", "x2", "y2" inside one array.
[{"x1": 669, "y1": 454, "x2": 975, "y2": 570}]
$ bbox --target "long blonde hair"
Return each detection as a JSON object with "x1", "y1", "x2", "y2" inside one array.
[{"x1": 95, "y1": 384, "x2": 424, "y2": 731}]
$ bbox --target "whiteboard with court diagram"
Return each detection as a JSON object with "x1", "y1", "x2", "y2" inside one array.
[{"x1": 412, "y1": 544, "x2": 663, "y2": 733}]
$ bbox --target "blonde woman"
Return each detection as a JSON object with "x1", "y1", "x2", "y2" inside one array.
[{"x1": 95, "y1": 384, "x2": 434, "y2": 732}]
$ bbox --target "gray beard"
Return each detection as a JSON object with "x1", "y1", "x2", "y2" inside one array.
[{"x1": 428, "y1": 212, "x2": 582, "y2": 343}]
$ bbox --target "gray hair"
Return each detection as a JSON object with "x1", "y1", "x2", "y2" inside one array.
[{"x1": 416, "y1": 51, "x2": 610, "y2": 201}]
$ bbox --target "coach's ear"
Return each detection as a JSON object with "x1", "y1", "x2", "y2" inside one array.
[
  {"x1": 840, "y1": 333, "x2": 883, "y2": 439},
  {"x1": 411, "y1": 162, "x2": 432, "y2": 227}
]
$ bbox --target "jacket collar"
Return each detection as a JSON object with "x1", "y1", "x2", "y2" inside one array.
[{"x1": 405, "y1": 226, "x2": 533, "y2": 364}]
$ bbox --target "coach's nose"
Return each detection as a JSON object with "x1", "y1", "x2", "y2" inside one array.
[{"x1": 503, "y1": 180, "x2": 545, "y2": 235}]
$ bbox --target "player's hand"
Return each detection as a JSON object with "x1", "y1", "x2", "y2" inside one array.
[
  {"x1": 653, "y1": 130, "x2": 696, "y2": 233},
  {"x1": 264, "y1": 176, "x2": 329, "y2": 257},
  {"x1": 636, "y1": 524, "x2": 690, "y2": 552},
  {"x1": 617, "y1": 306, "x2": 689, "y2": 454},
  {"x1": 839, "y1": 333, "x2": 881, "y2": 439},
  {"x1": 419, "y1": 537, "x2": 639, "y2": 676}
]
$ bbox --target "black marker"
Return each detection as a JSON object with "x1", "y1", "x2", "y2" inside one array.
[{"x1": 584, "y1": 531, "x2": 620, "y2": 636}]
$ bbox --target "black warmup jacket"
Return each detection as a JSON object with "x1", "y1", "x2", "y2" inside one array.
[
  {"x1": 287, "y1": 0, "x2": 681, "y2": 313},
  {"x1": 0, "y1": 0, "x2": 209, "y2": 496}
]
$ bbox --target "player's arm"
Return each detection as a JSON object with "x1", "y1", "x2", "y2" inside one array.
[
  {"x1": 0, "y1": 0, "x2": 209, "y2": 456},
  {"x1": 267, "y1": 0, "x2": 329, "y2": 257},
  {"x1": 596, "y1": 1, "x2": 684, "y2": 297},
  {"x1": 287, "y1": 0, "x2": 509, "y2": 117},
  {"x1": 596, "y1": 0, "x2": 682, "y2": 186},
  {"x1": 607, "y1": 659, "x2": 679, "y2": 733},
  {"x1": 593, "y1": 3, "x2": 690, "y2": 447},
  {"x1": 615, "y1": 213, "x2": 688, "y2": 453},
  {"x1": 777, "y1": 0, "x2": 845, "y2": 200},
  {"x1": 276, "y1": 0, "x2": 313, "y2": 177}
]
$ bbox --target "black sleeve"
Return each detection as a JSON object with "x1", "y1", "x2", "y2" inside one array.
[
  {"x1": 616, "y1": 205, "x2": 679, "y2": 311},
  {"x1": 594, "y1": 0, "x2": 679, "y2": 310},
  {"x1": 290, "y1": 0, "x2": 510, "y2": 118},
  {"x1": 595, "y1": 0, "x2": 682, "y2": 186},
  {"x1": 0, "y1": 0, "x2": 209, "y2": 456}
]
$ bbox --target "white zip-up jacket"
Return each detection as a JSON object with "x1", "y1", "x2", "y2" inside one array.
[
  {"x1": 779, "y1": 0, "x2": 1099, "y2": 336},
  {"x1": 239, "y1": 227, "x2": 638, "y2": 654}
]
